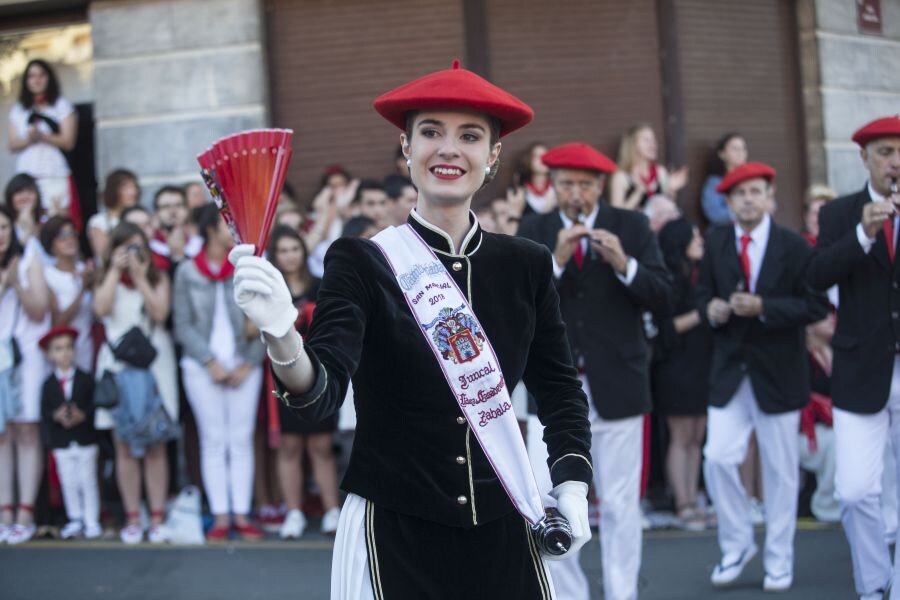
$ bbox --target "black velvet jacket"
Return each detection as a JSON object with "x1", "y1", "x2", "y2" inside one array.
[
  {"x1": 275, "y1": 211, "x2": 592, "y2": 528},
  {"x1": 40, "y1": 369, "x2": 96, "y2": 449},
  {"x1": 518, "y1": 205, "x2": 673, "y2": 420}
]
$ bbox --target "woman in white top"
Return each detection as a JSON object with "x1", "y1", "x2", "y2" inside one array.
[
  {"x1": 93, "y1": 222, "x2": 177, "y2": 544},
  {"x1": 7, "y1": 59, "x2": 79, "y2": 227},
  {"x1": 40, "y1": 216, "x2": 94, "y2": 371},
  {"x1": 87, "y1": 169, "x2": 140, "y2": 261},
  {"x1": 0, "y1": 191, "x2": 50, "y2": 544},
  {"x1": 610, "y1": 123, "x2": 689, "y2": 210},
  {"x1": 173, "y1": 205, "x2": 265, "y2": 542}
]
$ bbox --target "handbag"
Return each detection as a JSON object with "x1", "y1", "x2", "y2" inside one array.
[
  {"x1": 93, "y1": 370, "x2": 119, "y2": 408},
  {"x1": 110, "y1": 326, "x2": 157, "y2": 369},
  {"x1": 132, "y1": 404, "x2": 181, "y2": 447}
]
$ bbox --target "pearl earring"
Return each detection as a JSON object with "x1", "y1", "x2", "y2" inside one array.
[
  {"x1": 485, "y1": 164, "x2": 491, "y2": 175},
  {"x1": 406, "y1": 158, "x2": 412, "y2": 168}
]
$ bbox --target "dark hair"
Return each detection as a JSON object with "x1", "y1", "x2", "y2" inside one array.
[
  {"x1": 3, "y1": 173, "x2": 42, "y2": 224},
  {"x1": 267, "y1": 225, "x2": 312, "y2": 280},
  {"x1": 512, "y1": 142, "x2": 547, "y2": 187},
  {"x1": 280, "y1": 182, "x2": 297, "y2": 203},
  {"x1": 353, "y1": 179, "x2": 386, "y2": 204},
  {"x1": 341, "y1": 216, "x2": 376, "y2": 239},
  {"x1": 153, "y1": 185, "x2": 186, "y2": 210},
  {"x1": 383, "y1": 174, "x2": 414, "y2": 200},
  {"x1": 103, "y1": 169, "x2": 140, "y2": 210},
  {"x1": 18, "y1": 59, "x2": 61, "y2": 109},
  {"x1": 318, "y1": 165, "x2": 351, "y2": 190},
  {"x1": 0, "y1": 204, "x2": 23, "y2": 269},
  {"x1": 103, "y1": 222, "x2": 160, "y2": 286},
  {"x1": 192, "y1": 203, "x2": 221, "y2": 243},
  {"x1": 707, "y1": 132, "x2": 744, "y2": 178},
  {"x1": 658, "y1": 216, "x2": 696, "y2": 298},
  {"x1": 39, "y1": 215, "x2": 76, "y2": 255}
]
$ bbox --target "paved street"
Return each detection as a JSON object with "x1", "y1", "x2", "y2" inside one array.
[{"x1": 0, "y1": 521, "x2": 856, "y2": 599}]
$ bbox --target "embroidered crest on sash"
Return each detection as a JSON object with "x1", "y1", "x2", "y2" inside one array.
[{"x1": 423, "y1": 306, "x2": 485, "y2": 364}]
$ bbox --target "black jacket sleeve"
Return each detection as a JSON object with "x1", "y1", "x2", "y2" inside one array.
[
  {"x1": 762, "y1": 239, "x2": 830, "y2": 329},
  {"x1": 521, "y1": 247, "x2": 593, "y2": 487},
  {"x1": 273, "y1": 239, "x2": 371, "y2": 422},
  {"x1": 807, "y1": 199, "x2": 868, "y2": 291},
  {"x1": 621, "y1": 216, "x2": 673, "y2": 315}
]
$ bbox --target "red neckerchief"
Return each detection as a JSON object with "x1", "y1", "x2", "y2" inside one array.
[
  {"x1": 638, "y1": 163, "x2": 659, "y2": 193},
  {"x1": 194, "y1": 247, "x2": 234, "y2": 281},
  {"x1": 34, "y1": 93, "x2": 47, "y2": 106},
  {"x1": 151, "y1": 252, "x2": 170, "y2": 271},
  {"x1": 525, "y1": 179, "x2": 552, "y2": 196},
  {"x1": 120, "y1": 273, "x2": 135, "y2": 289}
]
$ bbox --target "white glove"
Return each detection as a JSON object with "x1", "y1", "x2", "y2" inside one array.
[
  {"x1": 546, "y1": 480, "x2": 590, "y2": 560},
  {"x1": 229, "y1": 244, "x2": 298, "y2": 338}
]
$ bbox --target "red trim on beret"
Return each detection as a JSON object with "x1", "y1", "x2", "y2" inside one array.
[
  {"x1": 373, "y1": 59, "x2": 534, "y2": 137},
  {"x1": 541, "y1": 142, "x2": 617, "y2": 174},
  {"x1": 38, "y1": 326, "x2": 79, "y2": 351},
  {"x1": 716, "y1": 162, "x2": 776, "y2": 194},
  {"x1": 852, "y1": 116, "x2": 900, "y2": 147}
]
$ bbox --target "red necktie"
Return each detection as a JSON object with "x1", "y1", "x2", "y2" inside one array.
[
  {"x1": 573, "y1": 237, "x2": 585, "y2": 270},
  {"x1": 885, "y1": 217, "x2": 895, "y2": 263},
  {"x1": 739, "y1": 233, "x2": 752, "y2": 291},
  {"x1": 58, "y1": 376, "x2": 68, "y2": 401}
]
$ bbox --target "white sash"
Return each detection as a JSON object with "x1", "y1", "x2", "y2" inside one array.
[{"x1": 371, "y1": 224, "x2": 546, "y2": 526}]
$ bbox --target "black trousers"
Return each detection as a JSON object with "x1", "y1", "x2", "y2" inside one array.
[{"x1": 366, "y1": 503, "x2": 553, "y2": 600}]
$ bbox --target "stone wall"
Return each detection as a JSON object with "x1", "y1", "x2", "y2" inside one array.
[
  {"x1": 90, "y1": 0, "x2": 268, "y2": 201},
  {"x1": 802, "y1": 0, "x2": 900, "y2": 195}
]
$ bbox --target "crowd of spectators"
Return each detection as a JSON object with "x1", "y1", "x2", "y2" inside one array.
[{"x1": 0, "y1": 59, "x2": 847, "y2": 548}]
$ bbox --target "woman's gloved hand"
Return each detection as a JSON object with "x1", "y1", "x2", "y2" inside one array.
[
  {"x1": 546, "y1": 480, "x2": 591, "y2": 560},
  {"x1": 229, "y1": 244, "x2": 298, "y2": 338}
]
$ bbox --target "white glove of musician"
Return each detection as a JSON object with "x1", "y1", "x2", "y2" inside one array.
[
  {"x1": 228, "y1": 244, "x2": 298, "y2": 338},
  {"x1": 546, "y1": 480, "x2": 591, "y2": 560}
]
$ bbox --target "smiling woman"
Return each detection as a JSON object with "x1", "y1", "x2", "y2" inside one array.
[{"x1": 229, "y1": 60, "x2": 593, "y2": 600}]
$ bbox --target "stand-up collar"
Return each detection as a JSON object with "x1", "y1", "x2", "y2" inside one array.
[{"x1": 407, "y1": 208, "x2": 483, "y2": 257}]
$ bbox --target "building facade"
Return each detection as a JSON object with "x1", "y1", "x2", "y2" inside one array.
[{"x1": 1, "y1": 0, "x2": 898, "y2": 227}]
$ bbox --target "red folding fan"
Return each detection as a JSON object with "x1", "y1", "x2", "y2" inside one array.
[{"x1": 197, "y1": 128, "x2": 294, "y2": 256}]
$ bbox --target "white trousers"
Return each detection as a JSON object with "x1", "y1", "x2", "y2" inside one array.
[
  {"x1": 181, "y1": 359, "x2": 262, "y2": 515},
  {"x1": 703, "y1": 377, "x2": 799, "y2": 579},
  {"x1": 834, "y1": 356, "x2": 900, "y2": 597},
  {"x1": 798, "y1": 425, "x2": 840, "y2": 523},
  {"x1": 52, "y1": 443, "x2": 99, "y2": 527},
  {"x1": 527, "y1": 413, "x2": 590, "y2": 600},
  {"x1": 583, "y1": 375, "x2": 643, "y2": 600}
]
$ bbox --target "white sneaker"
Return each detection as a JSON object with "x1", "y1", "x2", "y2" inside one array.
[
  {"x1": 6, "y1": 523, "x2": 36, "y2": 545},
  {"x1": 763, "y1": 572, "x2": 793, "y2": 592},
  {"x1": 147, "y1": 524, "x2": 169, "y2": 544},
  {"x1": 83, "y1": 523, "x2": 103, "y2": 540},
  {"x1": 60, "y1": 521, "x2": 84, "y2": 540},
  {"x1": 0, "y1": 523, "x2": 10, "y2": 544},
  {"x1": 321, "y1": 508, "x2": 341, "y2": 535},
  {"x1": 120, "y1": 523, "x2": 143, "y2": 545},
  {"x1": 279, "y1": 509, "x2": 306, "y2": 539},
  {"x1": 749, "y1": 497, "x2": 765, "y2": 526},
  {"x1": 710, "y1": 544, "x2": 758, "y2": 586}
]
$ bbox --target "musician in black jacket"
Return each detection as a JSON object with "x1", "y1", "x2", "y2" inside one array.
[
  {"x1": 806, "y1": 115, "x2": 900, "y2": 600},
  {"x1": 38, "y1": 326, "x2": 100, "y2": 540},
  {"x1": 518, "y1": 142, "x2": 672, "y2": 600},
  {"x1": 229, "y1": 64, "x2": 592, "y2": 599},
  {"x1": 697, "y1": 162, "x2": 829, "y2": 592}
]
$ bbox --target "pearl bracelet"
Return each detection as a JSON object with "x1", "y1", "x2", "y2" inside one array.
[{"x1": 266, "y1": 335, "x2": 304, "y2": 367}]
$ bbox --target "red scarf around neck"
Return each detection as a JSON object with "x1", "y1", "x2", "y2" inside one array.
[{"x1": 194, "y1": 247, "x2": 234, "y2": 281}]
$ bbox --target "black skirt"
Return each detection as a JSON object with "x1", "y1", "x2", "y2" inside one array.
[{"x1": 366, "y1": 503, "x2": 553, "y2": 599}]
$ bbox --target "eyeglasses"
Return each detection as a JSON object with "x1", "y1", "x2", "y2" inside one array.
[{"x1": 56, "y1": 230, "x2": 77, "y2": 240}]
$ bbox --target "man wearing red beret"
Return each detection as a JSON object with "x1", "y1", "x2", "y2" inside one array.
[
  {"x1": 807, "y1": 115, "x2": 900, "y2": 600},
  {"x1": 518, "y1": 142, "x2": 672, "y2": 600},
  {"x1": 697, "y1": 163, "x2": 828, "y2": 592}
]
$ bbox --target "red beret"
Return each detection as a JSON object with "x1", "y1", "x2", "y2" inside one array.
[
  {"x1": 541, "y1": 142, "x2": 617, "y2": 174},
  {"x1": 38, "y1": 326, "x2": 79, "y2": 351},
  {"x1": 852, "y1": 116, "x2": 900, "y2": 147},
  {"x1": 373, "y1": 59, "x2": 533, "y2": 137},
  {"x1": 716, "y1": 162, "x2": 776, "y2": 194}
]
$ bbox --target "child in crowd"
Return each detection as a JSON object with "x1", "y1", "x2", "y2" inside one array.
[{"x1": 39, "y1": 326, "x2": 100, "y2": 539}]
